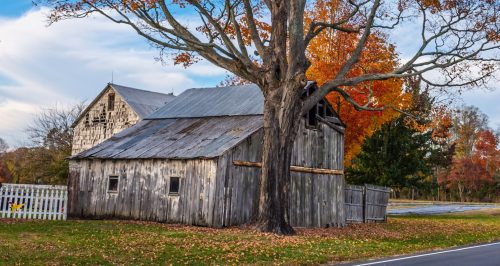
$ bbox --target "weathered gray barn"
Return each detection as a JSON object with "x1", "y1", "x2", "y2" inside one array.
[
  {"x1": 68, "y1": 83, "x2": 346, "y2": 228},
  {"x1": 71, "y1": 83, "x2": 175, "y2": 155}
]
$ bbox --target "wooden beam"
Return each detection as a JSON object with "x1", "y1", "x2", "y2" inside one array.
[{"x1": 233, "y1": 160, "x2": 344, "y2": 175}]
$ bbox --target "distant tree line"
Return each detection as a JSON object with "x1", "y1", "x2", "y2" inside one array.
[{"x1": 0, "y1": 103, "x2": 85, "y2": 185}]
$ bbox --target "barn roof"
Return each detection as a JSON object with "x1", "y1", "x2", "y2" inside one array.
[
  {"x1": 72, "y1": 82, "x2": 345, "y2": 160},
  {"x1": 146, "y1": 84, "x2": 264, "y2": 119},
  {"x1": 71, "y1": 116, "x2": 263, "y2": 160},
  {"x1": 72, "y1": 83, "x2": 175, "y2": 128},
  {"x1": 112, "y1": 84, "x2": 176, "y2": 118}
]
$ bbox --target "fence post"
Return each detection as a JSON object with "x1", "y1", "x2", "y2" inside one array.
[
  {"x1": 34, "y1": 187, "x2": 40, "y2": 219},
  {"x1": 0, "y1": 186, "x2": 5, "y2": 218},
  {"x1": 363, "y1": 184, "x2": 367, "y2": 223}
]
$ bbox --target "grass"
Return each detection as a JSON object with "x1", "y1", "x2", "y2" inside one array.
[{"x1": 1, "y1": 210, "x2": 499, "y2": 265}]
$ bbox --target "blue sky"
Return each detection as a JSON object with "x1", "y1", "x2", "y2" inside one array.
[
  {"x1": 0, "y1": 1, "x2": 228, "y2": 146},
  {"x1": 0, "y1": 1, "x2": 499, "y2": 147},
  {"x1": 0, "y1": 1, "x2": 33, "y2": 17}
]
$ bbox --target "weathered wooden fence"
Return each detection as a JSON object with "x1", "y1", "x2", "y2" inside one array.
[
  {"x1": 345, "y1": 184, "x2": 391, "y2": 223},
  {"x1": 0, "y1": 183, "x2": 68, "y2": 220},
  {"x1": 345, "y1": 185, "x2": 364, "y2": 223}
]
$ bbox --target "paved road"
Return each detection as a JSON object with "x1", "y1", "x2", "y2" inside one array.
[
  {"x1": 345, "y1": 242, "x2": 500, "y2": 266},
  {"x1": 387, "y1": 204, "x2": 499, "y2": 215}
]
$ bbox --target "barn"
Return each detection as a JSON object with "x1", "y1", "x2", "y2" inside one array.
[
  {"x1": 68, "y1": 82, "x2": 346, "y2": 228},
  {"x1": 71, "y1": 83, "x2": 175, "y2": 155}
]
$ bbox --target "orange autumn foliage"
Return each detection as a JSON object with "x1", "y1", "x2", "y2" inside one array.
[
  {"x1": 473, "y1": 129, "x2": 500, "y2": 175},
  {"x1": 431, "y1": 111, "x2": 453, "y2": 144},
  {"x1": 305, "y1": 0, "x2": 411, "y2": 165}
]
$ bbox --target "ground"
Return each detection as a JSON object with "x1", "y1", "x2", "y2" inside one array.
[{"x1": 1, "y1": 209, "x2": 499, "y2": 265}]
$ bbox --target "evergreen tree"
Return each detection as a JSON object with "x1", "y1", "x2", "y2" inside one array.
[{"x1": 347, "y1": 116, "x2": 435, "y2": 189}]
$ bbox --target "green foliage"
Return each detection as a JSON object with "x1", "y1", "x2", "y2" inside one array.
[
  {"x1": 346, "y1": 117, "x2": 435, "y2": 188},
  {"x1": 1, "y1": 147, "x2": 69, "y2": 185}
]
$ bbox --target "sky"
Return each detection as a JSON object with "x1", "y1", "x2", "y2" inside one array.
[{"x1": 0, "y1": 1, "x2": 499, "y2": 147}]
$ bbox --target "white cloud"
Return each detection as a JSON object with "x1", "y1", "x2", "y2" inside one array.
[{"x1": 0, "y1": 8, "x2": 227, "y2": 146}]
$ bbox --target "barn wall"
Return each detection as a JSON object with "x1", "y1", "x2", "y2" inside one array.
[
  {"x1": 68, "y1": 158, "x2": 224, "y2": 227},
  {"x1": 69, "y1": 119, "x2": 345, "y2": 228},
  {"x1": 218, "y1": 118, "x2": 346, "y2": 227},
  {"x1": 71, "y1": 87, "x2": 140, "y2": 155},
  {"x1": 290, "y1": 118, "x2": 345, "y2": 227},
  {"x1": 217, "y1": 129, "x2": 263, "y2": 226}
]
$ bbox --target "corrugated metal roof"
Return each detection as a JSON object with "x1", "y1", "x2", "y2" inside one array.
[
  {"x1": 111, "y1": 84, "x2": 176, "y2": 118},
  {"x1": 146, "y1": 84, "x2": 264, "y2": 119},
  {"x1": 71, "y1": 82, "x2": 347, "y2": 160},
  {"x1": 71, "y1": 116, "x2": 263, "y2": 160}
]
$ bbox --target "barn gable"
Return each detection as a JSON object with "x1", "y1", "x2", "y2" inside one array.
[{"x1": 71, "y1": 83, "x2": 175, "y2": 155}]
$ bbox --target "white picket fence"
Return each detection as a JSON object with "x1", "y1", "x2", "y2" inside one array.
[{"x1": 0, "y1": 183, "x2": 68, "y2": 220}]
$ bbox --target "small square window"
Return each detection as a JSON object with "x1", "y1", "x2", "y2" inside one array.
[
  {"x1": 169, "y1": 177, "x2": 180, "y2": 195},
  {"x1": 108, "y1": 176, "x2": 119, "y2": 193}
]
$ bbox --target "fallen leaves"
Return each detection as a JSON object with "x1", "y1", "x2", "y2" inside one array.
[{"x1": 0, "y1": 214, "x2": 500, "y2": 265}]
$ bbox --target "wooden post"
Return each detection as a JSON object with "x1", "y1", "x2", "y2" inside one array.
[
  {"x1": 233, "y1": 160, "x2": 344, "y2": 175},
  {"x1": 363, "y1": 184, "x2": 367, "y2": 223}
]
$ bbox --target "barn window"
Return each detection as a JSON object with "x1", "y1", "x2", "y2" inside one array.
[
  {"x1": 307, "y1": 106, "x2": 318, "y2": 127},
  {"x1": 108, "y1": 93, "x2": 115, "y2": 111},
  {"x1": 108, "y1": 176, "x2": 119, "y2": 193},
  {"x1": 84, "y1": 113, "x2": 90, "y2": 127},
  {"x1": 99, "y1": 107, "x2": 107, "y2": 123},
  {"x1": 169, "y1": 177, "x2": 180, "y2": 195},
  {"x1": 302, "y1": 85, "x2": 338, "y2": 128}
]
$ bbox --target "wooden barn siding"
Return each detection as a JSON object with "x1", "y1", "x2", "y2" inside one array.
[
  {"x1": 69, "y1": 119, "x2": 345, "y2": 228},
  {"x1": 217, "y1": 129, "x2": 262, "y2": 226},
  {"x1": 218, "y1": 119, "x2": 346, "y2": 227},
  {"x1": 68, "y1": 158, "x2": 224, "y2": 226},
  {"x1": 71, "y1": 87, "x2": 140, "y2": 155}
]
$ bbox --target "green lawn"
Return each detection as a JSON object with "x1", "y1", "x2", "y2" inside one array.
[{"x1": 1, "y1": 211, "x2": 499, "y2": 265}]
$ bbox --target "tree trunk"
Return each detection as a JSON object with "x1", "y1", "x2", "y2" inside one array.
[
  {"x1": 458, "y1": 182, "x2": 464, "y2": 202},
  {"x1": 256, "y1": 82, "x2": 303, "y2": 235}
]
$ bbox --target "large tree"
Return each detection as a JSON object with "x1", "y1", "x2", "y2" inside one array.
[
  {"x1": 452, "y1": 105, "x2": 489, "y2": 158},
  {"x1": 46, "y1": 0, "x2": 499, "y2": 234}
]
